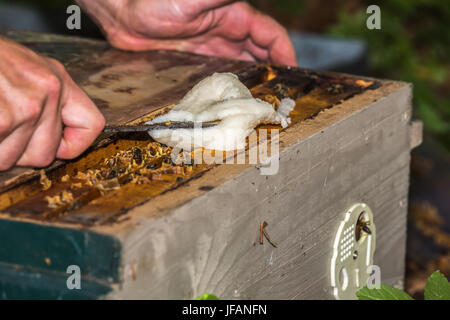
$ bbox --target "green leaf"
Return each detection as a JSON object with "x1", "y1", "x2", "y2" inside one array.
[
  {"x1": 356, "y1": 284, "x2": 414, "y2": 300},
  {"x1": 194, "y1": 294, "x2": 219, "y2": 300},
  {"x1": 424, "y1": 271, "x2": 450, "y2": 300}
]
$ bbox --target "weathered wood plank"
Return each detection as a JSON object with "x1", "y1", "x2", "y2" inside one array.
[
  {"x1": 0, "y1": 29, "x2": 414, "y2": 300},
  {"x1": 2, "y1": 28, "x2": 253, "y2": 126},
  {"x1": 0, "y1": 30, "x2": 251, "y2": 189},
  {"x1": 101, "y1": 84, "x2": 412, "y2": 299}
]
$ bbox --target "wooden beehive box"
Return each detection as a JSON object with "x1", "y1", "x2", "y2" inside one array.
[{"x1": 0, "y1": 30, "x2": 421, "y2": 299}]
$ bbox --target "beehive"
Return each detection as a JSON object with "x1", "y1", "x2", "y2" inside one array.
[{"x1": 0, "y1": 29, "x2": 421, "y2": 299}]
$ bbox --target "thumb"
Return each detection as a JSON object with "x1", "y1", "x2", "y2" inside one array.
[{"x1": 56, "y1": 76, "x2": 105, "y2": 159}]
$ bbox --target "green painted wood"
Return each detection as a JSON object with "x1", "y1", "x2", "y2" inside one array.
[
  {"x1": 0, "y1": 219, "x2": 121, "y2": 299},
  {"x1": 0, "y1": 263, "x2": 112, "y2": 300}
]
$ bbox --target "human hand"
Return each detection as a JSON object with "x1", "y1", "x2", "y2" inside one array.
[
  {"x1": 76, "y1": 0, "x2": 297, "y2": 65},
  {"x1": 0, "y1": 37, "x2": 105, "y2": 171}
]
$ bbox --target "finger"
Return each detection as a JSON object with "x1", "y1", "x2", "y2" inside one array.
[
  {"x1": 16, "y1": 87, "x2": 63, "y2": 168},
  {"x1": 16, "y1": 59, "x2": 63, "y2": 167},
  {"x1": 237, "y1": 50, "x2": 257, "y2": 62},
  {"x1": 0, "y1": 107, "x2": 15, "y2": 143},
  {"x1": 181, "y1": 35, "x2": 245, "y2": 59},
  {"x1": 0, "y1": 124, "x2": 34, "y2": 171},
  {"x1": 219, "y1": 2, "x2": 298, "y2": 66},
  {"x1": 56, "y1": 76, "x2": 105, "y2": 160},
  {"x1": 247, "y1": 9, "x2": 297, "y2": 65},
  {"x1": 244, "y1": 38, "x2": 270, "y2": 61},
  {"x1": 180, "y1": 0, "x2": 236, "y2": 16}
]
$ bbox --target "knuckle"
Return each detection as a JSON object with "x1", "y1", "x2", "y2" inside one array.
[
  {"x1": 42, "y1": 72, "x2": 62, "y2": 96},
  {"x1": 22, "y1": 98, "x2": 43, "y2": 123},
  {"x1": 21, "y1": 72, "x2": 62, "y2": 123},
  {"x1": 48, "y1": 57, "x2": 63, "y2": 67},
  {"x1": 47, "y1": 58, "x2": 66, "y2": 73}
]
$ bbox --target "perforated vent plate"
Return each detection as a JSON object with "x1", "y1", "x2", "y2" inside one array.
[{"x1": 330, "y1": 203, "x2": 376, "y2": 300}]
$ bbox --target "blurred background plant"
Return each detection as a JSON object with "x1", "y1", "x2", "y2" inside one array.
[
  {"x1": 250, "y1": 0, "x2": 450, "y2": 150},
  {"x1": 327, "y1": 0, "x2": 450, "y2": 150}
]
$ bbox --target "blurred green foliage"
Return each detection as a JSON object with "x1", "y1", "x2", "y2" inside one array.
[
  {"x1": 328, "y1": 0, "x2": 450, "y2": 148},
  {"x1": 194, "y1": 293, "x2": 219, "y2": 300}
]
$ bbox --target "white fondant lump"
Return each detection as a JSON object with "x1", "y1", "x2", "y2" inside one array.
[{"x1": 147, "y1": 72, "x2": 295, "y2": 151}]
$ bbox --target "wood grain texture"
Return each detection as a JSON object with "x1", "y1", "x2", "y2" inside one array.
[
  {"x1": 0, "y1": 64, "x2": 376, "y2": 222},
  {"x1": 0, "y1": 80, "x2": 412, "y2": 300},
  {"x1": 102, "y1": 84, "x2": 413, "y2": 299},
  {"x1": 0, "y1": 29, "x2": 415, "y2": 299},
  {"x1": 0, "y1": 30, "x2": 250, "y2": 188}
]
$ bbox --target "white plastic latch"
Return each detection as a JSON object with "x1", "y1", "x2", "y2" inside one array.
[{"x1": 330, "y1": 203, "x2": 376, "y2": 300}]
